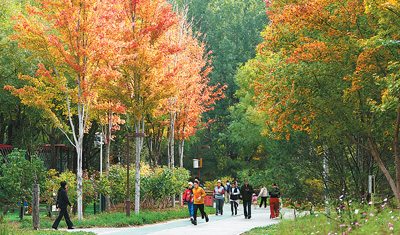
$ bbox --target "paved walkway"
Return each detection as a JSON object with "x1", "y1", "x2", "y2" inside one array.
[{"x1": 60, "y1": 204, "x2": 293, "y2": 235}]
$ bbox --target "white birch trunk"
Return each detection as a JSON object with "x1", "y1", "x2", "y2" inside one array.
[
  {"x1": 179, "y1": 139, "x2": 185, "y2": 167},
  {"x1": 134, "y1": 118, "x2": 145, "y2": 214},
  {"x1": 105, "y1": 111, "x2": 112, "y2": 212}
]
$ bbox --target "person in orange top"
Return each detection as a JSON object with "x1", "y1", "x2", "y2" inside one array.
[{"x1": 191, "y1": 180, "x2": 209, "y2": 225}]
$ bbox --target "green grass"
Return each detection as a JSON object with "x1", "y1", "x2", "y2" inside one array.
[
  {"x1": 242, "y1": 224, "x2": 278, "y2": 235},
  {"x1": 5, "y1": 205, "x2": 215, "y2": 230},
  {"x1": 9, "y1": 229, "x2": 95, "y2": 235},
  {"x1": 243, "y1": 207, "x2": 400, "y2": 235}
]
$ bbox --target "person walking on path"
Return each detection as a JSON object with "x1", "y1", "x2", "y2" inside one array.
[
  {"x1": 192, "y1": 181, "x2": 209, "y2": 225},
  {"x1": 230, "y1": 182, "x2": 240, "y2": 215},
  {"x1": 183, "y1": 182, "x2": 194, "y2": 221},
  {"x1": 214, "y1": 180, "x2": 225, "y2": 215},
  {"x1": 52, "y1": 181, "x2": 74, "y2": 230},
  {"x1": 241, "y1": 179, "x2": 254, "y2": 219},
  {"x1": 258, "y1": 185, "x2": 269, "y2": 208},
  {"x1": 269, "y1": 183, "x2": 281, "y2": 219},
  {"x1": 224, "y1": 180, "x2": 231, "y2": 203}
]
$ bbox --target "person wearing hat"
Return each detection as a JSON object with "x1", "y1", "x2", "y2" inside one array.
[
  {"x1": 183, "y1": 182, "x2": 194, "y2": 221},
  {"x1": 213, "y1": 180, "x2": 225, "y2": 215},
  {"x1": 52, "y1": 181, "x2": 74, "y2": 230},
  {"x1": 241, "y1": 178, "x2": 254, "y2": 219},
  {"x1": 269, "y1": 183, "x2": 280, "y2": 219}
]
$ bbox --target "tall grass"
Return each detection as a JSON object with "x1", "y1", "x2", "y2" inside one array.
[
  {"x1": 0, "y1": 217, "x2": 10, "y2": 235},
  {"x1": 244, "y1": 203, "x2": 400, "y2": 234}
]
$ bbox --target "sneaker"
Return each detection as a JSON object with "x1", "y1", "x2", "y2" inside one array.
[
  {"x1": 232, "y1": 212, "x2": 234, "y2": 215},
  {"x1": 245, "y1": 215, "x2": 248, "y2": 219},
  {"x1": 221, "y1": 212, "x2": 223, "y2": 215},
  {"x1": 190, "y1": 217, "x2": 194, "y2": 221},
  {"x1": 52, "y1": 227, "x2": 58, "y2": 230},
  {"x1": 202, "y1": 215, "x2": 204, "y2": 219},
  {"x1": 248, "y1": 215, "x2": 251, "y2": 219},
  {"x1": 216, "y1": 212, "x2": 218, "y2": 216},
  {"x1": 205, "y1": 216, "x2": 209, "y2": 222},
  {"x1": 68, "y1": 227, "x2": 75, "y2": 229},
  {"x1": 192, "y1": 220, "x2": 197, "y2": 225}
]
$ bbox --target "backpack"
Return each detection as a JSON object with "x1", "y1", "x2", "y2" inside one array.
[{"x1": 184, "y1": 189, "x2": 192, "y2": 202}]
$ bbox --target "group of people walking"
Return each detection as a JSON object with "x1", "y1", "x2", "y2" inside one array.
[{"x1": 183, "y1": 178, "x2": 281, "y2": 225}]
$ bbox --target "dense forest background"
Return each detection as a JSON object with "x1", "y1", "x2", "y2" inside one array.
[{"x1": 1, "y1": 0, "x2": 398, "y2": 206}]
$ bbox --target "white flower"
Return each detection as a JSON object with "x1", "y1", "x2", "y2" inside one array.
[{"x1": 354, "y1": 209, "x2": 359, "y2": 214}]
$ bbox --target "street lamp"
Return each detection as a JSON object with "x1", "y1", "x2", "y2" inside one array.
[
  {"x1": 94, "y1": 132, "x2": 104, "y2": 213},
  {"x1": 126, "y1": 132, "x2": 145, "y2": 217},
  {"x1": 195, "y1": 146, "x2": 210, "y2": 178}
]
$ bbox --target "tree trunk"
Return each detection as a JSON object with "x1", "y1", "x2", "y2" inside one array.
[
  {"x1": 32, "y1": 184, "x2": 40, "y2": 230},
  {"x1": 394, "y1": 102, "x2": 400, "y2": 198},
  {"x1": 179, "y1": 139, "x2": 184, "y2": 167},
  {"x1": 134, "y1": 119, "x2": 144, "y2": 214},
  {"x1": 170, "y1": 111, "x2": 176, "y2": 168},
  {"x1": 105, "y1": 111, "x2": 112, "y2": 212},
  {"x1": 367, "y1": 137, "x2": 400, "y2": 203}
]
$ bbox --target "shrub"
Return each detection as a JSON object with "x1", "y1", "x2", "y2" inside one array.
[
  {"x1": 97, "y1": 164, "x2": 190, "y2": 209},
  {"x1": 0, "y1": 149, "x2": 46, "y2": 217}
]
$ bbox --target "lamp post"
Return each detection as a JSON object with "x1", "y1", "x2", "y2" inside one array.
[
  {"x1": 196, "y1": 146, "x2": 210, "y2": 178},
  {"x1": 94, "y1": 132, "x2": 104, "y2": 213},
  {"x1": 126, "y1": 132, "x2": 145, "y2": 217}
]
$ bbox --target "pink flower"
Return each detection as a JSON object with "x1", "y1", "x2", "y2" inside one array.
[
  {"x1": 390, "y1": 227, "x2": 394, "y2": 231},
  {"x1": 388, "y1": 223, "x2": 393, "y2": 227},
  {"x1": 355, "y1": 222, "x2": 362, "y2": 226},
  {"x1": 363, "y1": 212, "x2": 367, "y2": 215},
  {"x1": 370, "y1": 213, "x2": 374, "y2": 217},
  {"x1": 348, "y1": 227, "x2": 352, "y2": 231},
  {"x1": 339, "y1": 224, "x2": 346, "y2": 227}
]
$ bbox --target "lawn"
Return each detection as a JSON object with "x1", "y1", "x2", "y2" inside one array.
[{"x1": 1, "y1": 204, "x2": 215, "y2": 234}]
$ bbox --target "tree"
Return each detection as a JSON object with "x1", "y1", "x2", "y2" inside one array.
[
  {"x1": 115, "y1": 0, "x2": 179, "y2": 214},
  {"x1": 5, "y1": 0, "x2": 121, "y2": 219},
  {"x1": 253, "y1": 0, "x2": 400, "y2": 203},
  {"x1": 174, "y1": 0, "x2": 268, "y2": 180},
  {"x1": 0, "y1": 149, "x2": 46, "y2": 218}
]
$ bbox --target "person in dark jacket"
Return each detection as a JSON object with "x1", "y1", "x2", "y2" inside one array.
[
  {"x1": 230, "y1": 182, "x2": 240, "y2": 215},
  {"x1": 269, "y1": 183, "x2": 281, "y2": 219},
  {"x1": 241, "y1": 179, "x2": 254, "y2": 219},
  {"x1": 52, "y1": 181, "x2": 74, "y2": 230}
]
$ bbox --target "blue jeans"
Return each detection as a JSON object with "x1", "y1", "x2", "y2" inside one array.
[
  {"x1": 243, "y1": 200, "x2": 251, "y2": 217},
  {"x1": 187, "y1": 202, "x2": 194, "y2": 217}
]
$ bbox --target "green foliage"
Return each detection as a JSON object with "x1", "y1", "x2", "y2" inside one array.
[
  {"x1": 203, "y1": 176, "x2": 233, "y2": 191},
  {"x1": 42, "y1": 170, "x2": 98, "y2": 213},
  {"x1": 142, "y1": 166, "x2": 189, "y2": 202},
  {"x1": 97, "y1": 164, "x2": 190, "y2": 207},
  {"x1": 0, "y1": 149, "x2": 46, "y2": 215}
]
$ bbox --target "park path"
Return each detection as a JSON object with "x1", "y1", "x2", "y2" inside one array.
[{"x1": 61, "y1": 204, "x2": 293, "y2": 235}]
